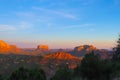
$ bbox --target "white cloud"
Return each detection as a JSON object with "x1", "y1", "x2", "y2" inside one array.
[
  {"x1": 0, "y1": 22, "x2": 32, "y2": 32},
  {"x1": 58, "y1": 24, "x2": 95, "y2": 29},
  {"x1": 0, "y1": 25, "x2": 16, "y2": 31}
]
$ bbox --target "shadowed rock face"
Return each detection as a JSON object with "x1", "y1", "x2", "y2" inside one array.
[{"x1": 0, "y1": 40, "x2": 20, "y2": 54}]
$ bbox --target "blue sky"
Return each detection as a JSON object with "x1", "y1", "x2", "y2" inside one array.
[{"x1": 0, "y1": 0, "x2": 120, "y2": 49}]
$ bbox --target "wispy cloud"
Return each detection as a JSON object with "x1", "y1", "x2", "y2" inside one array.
[
  {"x1": 18, "y1": 21, "x2": 32, "y2": 29},
  {"x1": 0, "y1": 25, "x2": 16, "y2": 31},
  {"x1": 58, "y1": 24, "x2": 95, "y2": 29},
  {"x1": 0, "y1": 22, "x2": 32, "y2": 32},
  {"x1": 32, "y1": 7, "x2": 76, "y2": 19}
]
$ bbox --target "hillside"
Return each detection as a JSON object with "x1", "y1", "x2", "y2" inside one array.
[{"x1": 41, "y1": 52, "x2": 82, "y2": 69}]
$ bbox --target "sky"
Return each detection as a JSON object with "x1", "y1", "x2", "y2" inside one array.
[{"x1": 0, "y1": 0, "x2": 120, "y2": 49}]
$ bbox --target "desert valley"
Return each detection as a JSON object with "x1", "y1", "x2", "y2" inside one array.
[{"x1": 0, "y1": 40, "x2": 113, "y2": 80}]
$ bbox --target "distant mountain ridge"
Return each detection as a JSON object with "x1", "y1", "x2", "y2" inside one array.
[{"x1": 0, "y1": 40, "x2": 112, "y2": 59}]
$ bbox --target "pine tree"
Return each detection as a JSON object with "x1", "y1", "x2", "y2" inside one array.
[{"x1": 113, "y1": 35, "x2": 120, "y2": 61}]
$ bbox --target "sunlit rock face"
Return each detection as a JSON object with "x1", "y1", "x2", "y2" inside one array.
[
  {"x1": 33, "y1": 45, "x2": 50, "y2": 55},
  {"x1": 70, "y1": 45, "x2": 98, "y2": 57},
  {"x1": 74, "y1": 45, "x2": 97, "y2": 52},
  {"x1": 9, "y1": 45, "x2": 20, "y2": 53},
  {"x1": 41, "y1": 52, "x2": 81, "y2": 69},
  {"x1": 45, "y1": 52, "x2": 78, "y2": 60},
  {"x1": 0, "y1": 40, "x2": 20, "y2": 54},
  {"x1": 37, "y1": 45, "x2": 49, "y2": 51},
  {"x1": 0, "y1": 40, "x2": 11, "y2": 53}
]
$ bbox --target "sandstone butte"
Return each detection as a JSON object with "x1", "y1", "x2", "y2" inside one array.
[
  {"x1": 0, "y1": 40, "x2": 20, "y2": 54},
  {"x1": 37, "y1": 45, "x2": 49, "y2": 50},
  {"x1": 74, "y1": 45, "x2": 97, "y2": 52}
]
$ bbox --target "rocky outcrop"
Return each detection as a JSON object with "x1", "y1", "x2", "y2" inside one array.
[
  {"x1": 45, "y1": 52, "x2": 78, "y2": 60},
  {"x1": 70, "y1": 45, "x2": 98, "y2": 57},
  {"x1": 10, "y1": 45, "x2": 20, "y2": 53},
  {"x1": 0, "y1": 40, "x2": 11, "y2": 53},
  {"x1": 33, "y1": 45, "x2": 50, "y2": 55},
  {"x1": 0, "y1": 40, "x2": 20, "y2": 54},
  {"x1": 37, "y1": 45, "x2": 49, "y2": 51},
  {"x1": 74, "y1": 45, "x2": 97, "y2": 52},
  {"x1": 41, "y1": 52, "x2": 81, "y2": 69},
  {"x1": 70, "y1": 45, "x2": 111, "y2": 59}
]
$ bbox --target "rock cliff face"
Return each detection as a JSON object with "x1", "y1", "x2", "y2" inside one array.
[
  {"x1": 41, "y1": 52, "x2": 81, "y2": 69},
  {"x1": 37, "y1": 45, "x2": 49, "y2": 51},
  {"x1": 70, "y1": 45, "x2": 98, "y2": 57},
  {"x1": 0, "y1": 40, "x2": 20, "y2": 54},
  {"x1": 30, "y1": 45, "x2": 50, "y2": 55},
  {"x1": 0, "y1": 40, "x2": 10, "y2": 53},
  {"x1": 10, "y1": 45, "x2": 20, "y2": 53},
  {"x1": 70, "y1": 45, "x2": 111, "y2": 59},
  {"x1": 74, "y1": 45, "x2": 97, "y2": 52}
]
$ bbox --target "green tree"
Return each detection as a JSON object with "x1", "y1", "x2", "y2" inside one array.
[
  {"x1": 0, "y1": 75, "x2": 3, "y2": 80},
  {"x1": 80, "y1": 52, "x2": 102, "y2": 80},
  {"x1": 50, "y1": 65, "x2": 72, "y2": 80},
  {"x1": 8, "y1": 67, "x2": 46, "y2": 80},
  {"x1": 29, "y1": 68, "x2": 46, "y2": 80},
  {"x1": 74, "y1": 51, "x2": 114, "y2": 80},
  {"x1": 112, "y1": 35, "x2": 120, "y2": 61},
  {"x1": 9, "y1": 67, "x2": 29, "y2": 80}
]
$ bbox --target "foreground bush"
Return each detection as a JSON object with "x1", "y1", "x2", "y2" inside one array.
[
  {"x1": 0, "y1": 75, "x2": 3, "y2": 80},
  {"x1": 8, "y1": 67, "x2": 46, "y2": 80},
  {"x1": 74, "y1": 52, "x2": 116, "y2": 80},
  {"x1": 50, "y1": 65, "x2": 72, "y2": 80}
]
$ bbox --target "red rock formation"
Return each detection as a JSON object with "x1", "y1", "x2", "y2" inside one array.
[
  {"x1": 0, "y1": 40, "x2": 20, "y2": 54},
  {"x1": 45, "y1": 52, "x2": 78, "y2": 60},
  {"x1": 41, "y1": 52, "x2": 81, "y2": 69},
  {"x1": 74, "y1": 45, "x2": 97, "y2": 52},
  {"x1": 37, "y1": 45, "x2": 49, "y2": 50},
  {"x1": 9, "y1": 45, "x2": 20, "y2": 53},
  {"x1": 0, "y1": 40, "x2": 11, "y2": 53}
]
